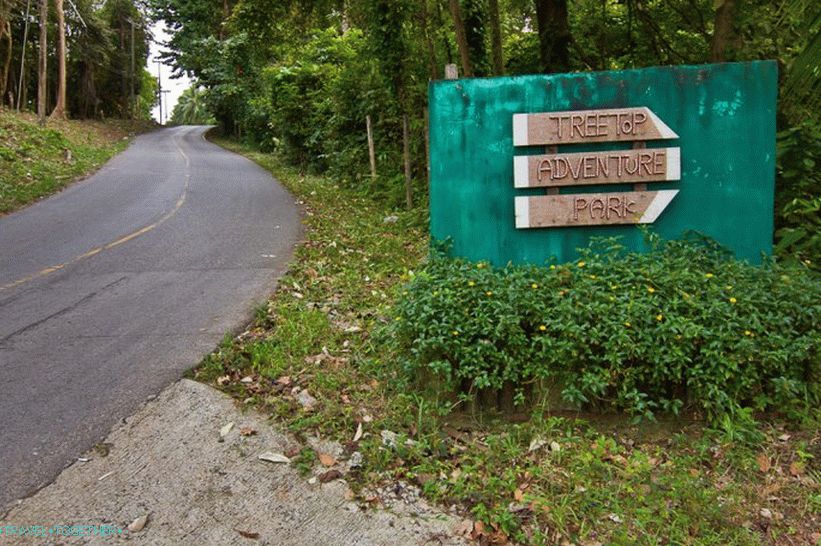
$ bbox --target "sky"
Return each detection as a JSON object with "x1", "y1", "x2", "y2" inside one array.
[{"x1": 147, "y1": 22, "x2": 192, "y2": 124}]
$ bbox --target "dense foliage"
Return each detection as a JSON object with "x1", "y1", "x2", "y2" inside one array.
[
  {"x1": 389, "y1": 237, "x2": 820, "y2": 421},
  {"x1": 150, "y1": 0, "x2": 819, "y2": 261},
  {"x1": 0, "y1": 0, "x2": 155, "y2": 119}
]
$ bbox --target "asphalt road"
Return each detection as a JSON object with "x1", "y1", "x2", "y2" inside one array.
[{"x1": 0, "y1": 126, "x2": 302, "y2": 510}]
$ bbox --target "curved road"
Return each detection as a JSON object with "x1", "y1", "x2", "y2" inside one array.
[{"x1": 0, "y1": 126, "x2": 302, "y2": 509}]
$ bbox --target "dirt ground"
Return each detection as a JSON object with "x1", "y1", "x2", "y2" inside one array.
[{"x1": 1, "y1": 380, "x2": 465, "y2": 545}]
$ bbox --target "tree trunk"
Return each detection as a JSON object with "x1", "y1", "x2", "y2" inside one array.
[
  {"x1": 448, "y1": 0, "x2": 473, "y2": 77},
  {"x1": 419, "y1": 0, "x2": 438, "y2": 80},
  {"x1": 37, "y1": 0, "x2": 47, "y2": 124},
  {"x1": 50, "y1": 0, "x2": 67, "y2": 119},
  {"x1": 0, "y1": 21, "x2": 11, "y2": 105},
  {"x1": 534, "y1": 0, "x2": 571, "y2": 73},
  {"x1": 710, "y1": 0, "x2": 736, "y2": 62},
  {"x1": 488, "y1": 0, "x2": 503, "y2": 75}
]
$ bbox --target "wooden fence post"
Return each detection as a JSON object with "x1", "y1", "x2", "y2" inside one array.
[
  {"x1": 423, "y1": 107, "x2": 430, "y2": 188},
  {"x1": 366, "y1": 115, "x2": 377, "y2": 181},
  {"x1": 403, "y1": 114, "x2": 413, "y2": 209}
]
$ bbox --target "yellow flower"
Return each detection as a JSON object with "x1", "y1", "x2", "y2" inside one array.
[
  {"x1": 705, "y1": 273, "x2": 714, "y2": 278},
  {"x1": 624, "y1": 322, "x2": 631, "y2": 328},
  {"x1": 577, "y1": 261, "x2": 586, "y2": 268},
  {"x1": 531, "y1": 283, "x2": 539, "y2": 289},
  {"x1": 656, "y1": 314, "x2": 663, "y2": 321},
  {"x1": 549, "y1": 264, "x2": 556, "y2": 270},
  {"x1": 729, "y1": 297, "x2": 737, "y2": 304},
  {"x1": 647, "y1": 287, "x2": 656, "y2": 294},
  {"x1": 452, "y1": 330, "x2": 459, "y2": 336},
  {"x1": 468, "y1": 281, "x2": 475, "y2": 287},
  {"x1": 476, "y1": 263, "x2": 486, "y2": 269},
  {"x1": 744, "y1": 330, "x2": 752, "y2": 336},
  {"x1": 589, "y1": 275, "x2": 597, "y2": 280},
  {"x1": 539, "y1": 325, "x2": 547, "y2": 331},
  {"x1": 395, "y1": 316, "x2": 402, "y2": 322},
  {"x1": 486, "y1": 291, "x2": 493, "y2": 296}
]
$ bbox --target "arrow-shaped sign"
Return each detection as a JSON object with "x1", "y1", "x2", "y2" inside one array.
[
  {"x1": 514, "y1": 147, "x2": 680, "y2": 188},
  {"x1": 513, "y1": 107, "x2": 678, "y2": 147},
  {"x1": 515, "y1": 190, "x2": 679, "y2": 229}
]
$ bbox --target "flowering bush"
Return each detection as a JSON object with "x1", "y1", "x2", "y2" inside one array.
[{"x1": 388, "y1": 236, "x2": 820, "y2": 421}]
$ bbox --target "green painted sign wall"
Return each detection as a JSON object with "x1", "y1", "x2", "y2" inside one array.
[{"x1": 428, "y1": 61, "x2": 777, "y2": 265}]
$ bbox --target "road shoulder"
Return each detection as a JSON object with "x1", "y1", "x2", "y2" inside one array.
[{"x1": 1, "y1": 379, "x2": 463, "y2": 545}]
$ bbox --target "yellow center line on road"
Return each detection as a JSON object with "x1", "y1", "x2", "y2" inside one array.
[{"x1": 0, "y1": 134, "x2": 192, "y2": 293}]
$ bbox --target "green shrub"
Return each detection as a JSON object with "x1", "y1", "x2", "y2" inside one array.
[
  {"x1": 775, "y1": 119, "x2": 821, "y2": 267},
  {"x1": 388, "y1": 236, "x2": 820, "y2": 421}
]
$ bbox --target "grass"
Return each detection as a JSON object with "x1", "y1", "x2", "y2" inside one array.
[
  {"x1": 0, "y1": 109, "x2": 155, "y2": 214},
  {"x1": 195, "y1": 136, "x2": 820, "y2": 545}
]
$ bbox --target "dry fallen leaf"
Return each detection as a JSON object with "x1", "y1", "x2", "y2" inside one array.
[
  {"x1": 454, "y1": 520, "x2": 473, "y2": 537},
  {"x1": 789, "y1": 461, "x2": 805, "y2": 477},
  {"x1": 217, "y1": 375, "x2": 231, "y2": 386},
  {"x1": 514, "y1": 488, "x2": 524, "y2": 502},
  {"x1": 240, "y1": 426, "x2": 257, "y2": 437},
  {"x1": 756, "y1": 453, "x2": 771, "y2": 473},
  {"x1": 127, "y1": 515, "x2": 148, "y2": 533},
  {"x1": 319, "y1": 453, "x2": 336, "y2": 467},
  {"x1": 528, "y1": 437, "x2": 546, "y2": 453},
  {"x1": 235, "y1": 529, "x2": 259, "y2": 539},
  {"x1": 258, "y1": 452, "x2": 290, "y2": 464},
  {"x1": 353, "y1": 422, "x2": 363, "y2": 442},
  {"x1": 318, "y1": 469, "x2": 344, "y2": 483},
  {"x1": 220, "y1": 422, "x2": 235, "y2": 439},
  {"x1": 471, "y1": 521, "x2": 486, "y2": 540}
]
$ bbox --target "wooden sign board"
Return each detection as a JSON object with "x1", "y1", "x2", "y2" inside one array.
[
  {"x1": 514, "y1": 147, "x2": 680, "y2": 188},
  {"x1": 513, "y1": 107, "x2": 678, "y2": 146},
  {"x1": 512, "y1": 106, "x2": 680, "y2": 229},
  {"x1": 515, "y1": 190, "x2": 679, "y2": 228}
]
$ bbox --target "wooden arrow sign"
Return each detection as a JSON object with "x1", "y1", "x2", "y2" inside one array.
[
  {"x1": 514, "y1": 147, "x2": 680, "y2": 188},
  {"x1": 515, "y1": 190, "x2": 679, "y2": 228},
  {"x1": 512, "y1": 107, "x2": 678, "y2": 147}
]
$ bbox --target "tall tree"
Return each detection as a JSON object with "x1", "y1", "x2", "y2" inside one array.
[
  {"x1": 0, "y1": 0, "x2": 17, "y2": 105},
  {"x1": 50, "y1": 0, "x2": 67, "y2": 118},
  {"x1": 418, "y1": 0, "x2": 438, "y2": 80},
  {"x1": 710, "y1": 0, "x2": 735, "y2": 62},
  {"x1": 534, "y1": 0, "x2": 570, "y2": 73},
  {"x1": 461, "y1": 0, "x2": 488, "y2": 76},
  {"x1": 36, "y1": 0, "x2": 46, "y2": 123},
  {"x1": 0, "y1": 16, "x2": 11, "y2": 105},
  {"x1": 487, "y1": 0, "x2": 503, "y2": 75},
  {"x1": 449, "y1": 0, "x2": 472, "y2": 77}
]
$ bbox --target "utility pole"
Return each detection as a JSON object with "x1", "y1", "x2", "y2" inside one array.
[
  {"x1": 128, "y1": 18, "x2": 135, "y2": 119},
  {"x1": 160, "y1": 89, "x2": 170, "y2": 124},
  {"x1": 16, "y1": 0, "x2": 32, "y2": 111},
  {"x1": 154, "y1": 59, "x2": 162, "y2": 124}
]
